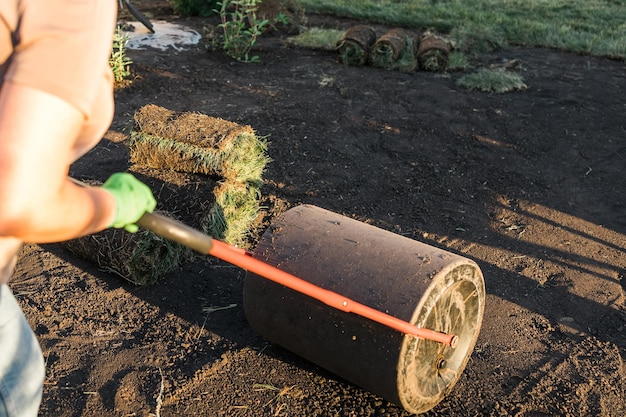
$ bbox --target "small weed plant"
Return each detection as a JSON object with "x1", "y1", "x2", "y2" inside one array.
[
  {"x1": 110, "y1": 27, "x2": 132, "y2": 83},
  {"x1": 216, "y1": 0, "x2": 287, "y2": 62}
]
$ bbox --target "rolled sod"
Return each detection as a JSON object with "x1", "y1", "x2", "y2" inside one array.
[
  {"x1": 417, "y1": 33, "x2": 452, "y2": 72},
  {"x1": 368, "y1": 28, "x2": 410, "y2": 69},
  {"x1": 336, "y1": 25, "x2": 377, "y2": 66}
]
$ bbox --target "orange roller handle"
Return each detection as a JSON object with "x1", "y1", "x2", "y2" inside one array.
[
  {"x1": 209, "y1": 238, "x2": 457, "y2": 347},
  {"x1": 137, "y1": 211, "x2": 456, "y2": 346}
]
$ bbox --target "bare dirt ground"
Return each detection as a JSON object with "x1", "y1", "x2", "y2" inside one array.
[{"x1": 10, "y1": 4, "x2": 626, "y2": 416}]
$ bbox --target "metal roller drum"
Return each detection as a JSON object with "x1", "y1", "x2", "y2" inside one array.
[{"x1": 244, "y1": 205, "x2": 485, "y2": 414}]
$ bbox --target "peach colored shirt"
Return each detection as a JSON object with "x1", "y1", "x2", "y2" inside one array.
[
  {"x1": 0, "y1": 0, "x2": 117, "y2": 283},
  {"x1": 1, "y1": 0, "x2": 116, "y2": 142}
]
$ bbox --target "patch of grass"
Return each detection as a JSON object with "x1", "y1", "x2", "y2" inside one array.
[
  {"x1": 62, "y1": 216, "x2": 190, "y2": 286},
  {"x1": 299, "y1": 0, "x2": 626, "y2": 59},
  {"x1": 286, "y1": 27, "x2": 346, "y2": 50},
  {"x1": 446, "y1": 51, "x2": 470, "y2": 72},
  {"x1": 450, "y1": 24, "x2": 507, "y2": 55},
  {"x1": 456, "y1": 68, "x2": 527, "y2": 94}
]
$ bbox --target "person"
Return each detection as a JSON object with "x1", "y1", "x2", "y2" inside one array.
[{"x1": 0, "y1": 1, "x2": 157, "y2": 415}]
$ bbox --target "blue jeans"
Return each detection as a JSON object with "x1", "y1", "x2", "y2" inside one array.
[{"x1": 0, "y1": 285, "x2": 44, "y2": 417}]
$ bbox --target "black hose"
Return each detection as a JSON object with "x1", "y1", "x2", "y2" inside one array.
[{"x1": 122, "y1": 0, "x2": 155, "y2": 33}]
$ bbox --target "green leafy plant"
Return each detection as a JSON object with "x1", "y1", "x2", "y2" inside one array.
[
  {"x1": 216, "y1": 0, "x2": 287, "y2": 62},
  {"x1": 110, "y1": 27, "x2": 132, "y2": 83}
]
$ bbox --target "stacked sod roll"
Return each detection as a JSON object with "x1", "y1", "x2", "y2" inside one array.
[
  {"x1": 336, "y1": 25, "x2": 377, "y2": 66},
  {"x1": 64, "y1": 105, "x2": 269, "y2": 285}
]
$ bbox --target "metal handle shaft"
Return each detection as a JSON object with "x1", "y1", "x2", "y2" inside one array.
[{"x1": 137, "y1": 212, "x2": 213, "y2": 254}]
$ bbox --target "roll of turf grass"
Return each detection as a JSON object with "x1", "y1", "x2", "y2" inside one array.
[
  {"x1": 336, "y1": 25, "x2": 377, "y2": 66},
  {"x1": 368, "y1": 28, "x2": 410, "y2": 69}
]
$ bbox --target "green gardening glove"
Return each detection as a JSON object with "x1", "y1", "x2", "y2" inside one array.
[{"x1": 101, "y1": 173, "x2": 157, "y2": 233}]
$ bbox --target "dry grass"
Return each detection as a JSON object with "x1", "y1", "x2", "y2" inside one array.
[{"x1": 63, "y1": 217, "x2": 189, "y2": 285}]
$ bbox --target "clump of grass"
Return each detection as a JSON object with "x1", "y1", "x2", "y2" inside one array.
[
  {"x1": 287, "y1": 27, "x2": 346, "y2": 50},
  {"x1": 456, "y1": 68, "x2": 527, "y2": 93},
  {"x1": 62, "y1": 213, "x2": 190, "y2": 285}
]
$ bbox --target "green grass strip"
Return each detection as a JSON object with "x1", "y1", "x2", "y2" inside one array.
[
  {"x1": 286, "y1": 27, "x2": 346, "y2": 50},
  {"x1": 300, "y1": 0, "x2": 626, "y2": 58}
]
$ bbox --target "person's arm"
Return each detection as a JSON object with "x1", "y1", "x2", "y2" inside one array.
[{"x1": 0, "y1": 81, "x2": 116, "y2": 243}]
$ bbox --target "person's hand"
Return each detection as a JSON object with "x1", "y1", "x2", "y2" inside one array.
[{"x1": 102, "y1": 173, "x2": 156, "y2": 233}]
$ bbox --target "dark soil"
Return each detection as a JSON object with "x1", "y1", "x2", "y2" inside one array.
[{"x1": 11, "y1": 4, "x2": 626, "y2": 417}]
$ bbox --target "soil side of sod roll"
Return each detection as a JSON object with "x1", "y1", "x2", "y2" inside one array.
[{"x1": 133, "y1": 104, "x2": 255, "y2": 150}]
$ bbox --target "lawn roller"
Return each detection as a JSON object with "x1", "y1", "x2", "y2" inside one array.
[{"x1": 135, "y1": 204, "x2": 485, "y2": 414}]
